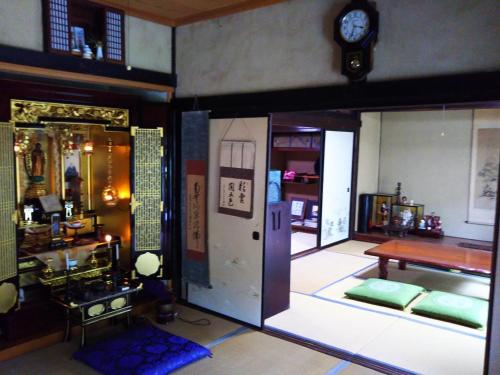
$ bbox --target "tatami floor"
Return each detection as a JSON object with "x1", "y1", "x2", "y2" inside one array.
[
  {"x1": 265, "y1": 240, "x2": 490, "y2": 375},
  {"x1": 0, "y1": 302, "x2": 382, "y2": 374},
  {"x1": 291, "y1": 231, "x2": 317, "y2": 255}
]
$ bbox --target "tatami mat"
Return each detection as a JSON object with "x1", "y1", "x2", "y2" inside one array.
[
  {"x1": 315, "y1": 276, "x2": 487, "y2": 337},
  {"x1": 177, "y1": 330, "x2": 342, "y2": 375},
  {"x1": 265, "y1": 292, "x2": 399, "y2": 355},
  {"x1": 357, "y1": 318, "x2": 486, "y2": 374},
  {"x1": 291, "y1": 231, "x2": 317, "y2": 255},
  {"x1": 291, "y1": 251, "x2": 377, "y2": 294},
  {"x1": 339, "y1": 362, "x2": 384, "y2": 375},
  {"x1": 324, "y1": 240, "x2": 378, "y2": 258}
]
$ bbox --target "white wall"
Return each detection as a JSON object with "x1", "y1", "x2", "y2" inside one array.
[
  {"x1": 188, "y1": 118, "x2": 268, "y2": 326},
  {"x1": 0, "y1": 0, "x2": 44, "y2": 51},
  {"x1": 378, "y1": 110, "x2": 494, "y2": 241},
  {"x1": 356, "y1": 113, "x2": 381, "y2": 229},
  {"x1": 176, "y1": 0, "x2": 500, "y2": 97},
  {"x1": 126, "y1": 16, "x2": 172, "y2": 73},
  {"x1": 0, "y1": 0, "x2": 172, "y2": 73}
]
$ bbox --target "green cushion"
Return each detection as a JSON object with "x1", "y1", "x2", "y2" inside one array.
[
  {"x1": 345, "y1": 278, "x2": 424, "y2": 309},
  {"x1": 412, "y1": 291, "x2": 488, "y2": 328}
]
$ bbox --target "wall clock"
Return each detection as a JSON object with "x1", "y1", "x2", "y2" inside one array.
[{"x1": 334, "y1": 0, "x2": 379, "y2": 82}]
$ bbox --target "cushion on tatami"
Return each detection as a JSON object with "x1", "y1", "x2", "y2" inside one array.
[
  {"x1": 73, "y1": 324, "x2": 211, "y2": 375},
  {"x1": 411, "y1": 291, "x2": 488, "y2": 328},
  {"x1": 345, "y1": 278, "x2": 424, "y2": 309}
]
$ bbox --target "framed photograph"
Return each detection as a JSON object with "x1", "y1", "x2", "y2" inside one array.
[
  {"x1": 71, "y1": 26, "x2": 85, "y2": 51},
  {"x1": 306, "y1": 200, "x2": 319, "y2": 221},
  {"x1": 467, "y1": 109, "x2": 500, "y2": 225},
  {"x1": 290, "y1": 197, "x2": 307, "y2": 220}
]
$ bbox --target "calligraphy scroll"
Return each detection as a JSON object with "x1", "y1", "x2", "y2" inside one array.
[
  {"x1": 186, "y1": 160, "x2": 207, "y2": 261},
  {"x1": 218, "y1": 141, "x2": 255, "y2": 218},
  {"x1": 181, "y1": 111, "x2": 210, "y2": 287}
]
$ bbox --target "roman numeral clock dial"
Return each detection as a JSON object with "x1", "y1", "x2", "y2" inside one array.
[{"x1": 334, "y1": 0, "x2": 379, "y2": 82}]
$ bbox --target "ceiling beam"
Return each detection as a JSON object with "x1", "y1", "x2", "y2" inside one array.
[{"x1": 90, "y1": 0, "x2": 288, "y2": 27}]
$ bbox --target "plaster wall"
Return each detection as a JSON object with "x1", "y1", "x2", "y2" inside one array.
[
  {"x1": 378, "y1": 110, "x2": 494, "y2": 241},
  {"x1": 0, "y1": 0, "x2": 44, "y2": 51},
  {"x1": 355, "y1": 112, "x2": 381, "y2": 229},
  {"x1": 176, "y1": 0, "x2": 500, "y2": 97},
  {"x1": 0, "y1": 1, "x2": 172, "y2": 73}
]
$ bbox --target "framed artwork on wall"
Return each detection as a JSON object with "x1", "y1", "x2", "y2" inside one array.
[
  {"x1": 306, "y1": 200, "x2": 319, "y2": 221},
  {"x1": 467, "y1": 109, "x2": 500, "y2": 225},
  {"x1": 290, "y1": 197, "x2": 307, "y2": 220}
]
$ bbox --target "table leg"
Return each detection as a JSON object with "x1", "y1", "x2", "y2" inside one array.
[
  {"x1": 398, "y1": 261, "x2": 407, "y2": 270},
  {"x1": 64, "y1": 309, "x2": 71, "y2": 342},
  {"x1": 379, "y1": 258, "x2": 389, "y2": 279},
  {"x1": 80, "y1": 326, "x2": 86, "y2": 347}
]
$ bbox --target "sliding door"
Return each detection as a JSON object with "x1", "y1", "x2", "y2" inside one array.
[
  {"x1": 187, "y1": 117, "x2": 269, "y2": 326},
  {"x1": 320, "y1": 130, "x2": 354, "y2": 248}
]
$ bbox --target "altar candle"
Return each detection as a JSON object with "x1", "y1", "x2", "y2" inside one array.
[{"x1": 65, "y1": 252, "x2": 70, "y2": 270}]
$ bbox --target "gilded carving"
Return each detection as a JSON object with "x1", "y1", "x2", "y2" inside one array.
[{"x1": 11, "y1": 100, "x2": 129, "y2": 128}]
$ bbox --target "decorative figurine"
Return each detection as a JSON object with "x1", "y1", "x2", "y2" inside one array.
[
  {"x1": 401, "y1": 196, "x2": 408, "y2": 204},
  {"x1": 24, "y1": 205, "x2": 34, "y2": 222},
  {"x1": 380, "y1": 202, "x2": 389, "y2": 225},
  {"x1": 400, "y1": 209, "x2": 413, "y2": 226},
  {"x1": 419, "y1": 219, "x2": 426, "y2": 230},
  {"x1": 65, "y1": 200, "x2": 74, "y2": 219}
]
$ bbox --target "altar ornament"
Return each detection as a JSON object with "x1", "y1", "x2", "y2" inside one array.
[
  {"x1": 105, "y1": 234, "x2": 112, "y2": 248},
  {"x1": 83, "y1": 141, "x2": 94, "y2": 155},
  {"x1": 42, "y1": 257, "x2": 55, "y2": 279},
  {"x1": 89, "y1": 250, "x2": 98, "y2": 268},
  {"x1": 24, "y1": 205, "x2": 34, "y2": 223},
  {"x1": 101, "y1": 138, "x2": 119, "y2": 207},
  {"x1": 65, "y1": 200, "x2": 74, "y2": 219}
]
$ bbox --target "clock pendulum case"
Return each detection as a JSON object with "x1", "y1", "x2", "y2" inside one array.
[{"x1": 333, "y1": 0, "x2": 379, "y2": 82}]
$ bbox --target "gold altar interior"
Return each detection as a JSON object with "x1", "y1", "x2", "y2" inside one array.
[{"x1": 15, "y1": 121, "x2": 131, "y2": 272}]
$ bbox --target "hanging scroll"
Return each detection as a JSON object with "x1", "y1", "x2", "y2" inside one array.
[
  {"x1": 218, "y1": 141, "x2": 255, "y2": 219},
  {"x1": 181, "y1": 111, "x2": 210, "y2": 287},
  {"x1": 0, "y1": 123, "x2": 17, "y2": 283},
  {"x1": 131, "y1": 127, "x2": 164, "y2": 279}
]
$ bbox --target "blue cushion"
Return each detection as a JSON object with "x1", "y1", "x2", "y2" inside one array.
[{"x1": 73, "y1": 324, "x2": 211, "y2": 374}]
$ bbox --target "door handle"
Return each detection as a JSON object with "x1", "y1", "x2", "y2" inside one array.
[
  {"x1": 272, "y1": 212, "x2": 276, "y2": 231},
  {"x1": 347, "y1": 187, "x2": 350, "y2": 192}
]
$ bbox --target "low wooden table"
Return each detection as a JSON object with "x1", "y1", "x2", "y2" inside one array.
[{"x1": 364, "y1": 240, "x2": 492, "y2": 280}]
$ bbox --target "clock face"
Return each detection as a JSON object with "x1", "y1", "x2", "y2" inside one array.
[{"x1": 340, "y1": 9, "x2": 370, "y2": 43}]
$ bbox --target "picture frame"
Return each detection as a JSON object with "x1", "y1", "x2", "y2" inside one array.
[
  {"x1": 71, "y1": 26, "x2": 85, "y2": 51},
  {"x1": 306, "y1": 200, "x2": 319, "y2": 221},
  {"x1": 289, "y1": 196, "x2": 307, "y2": 220},
  {"x1": 467, "y1": 109, "x2": 500, "y2": 225}
]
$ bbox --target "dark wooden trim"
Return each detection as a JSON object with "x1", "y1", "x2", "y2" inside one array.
[
  {"x1": 171, "y1": 27, "x2": 177, "y2": 99},
  {"x1": 263, "y1": 327, "x2": 409, "y2": 375},
  {"x1": 173, "y1": 71, "x2": 500, "y2": 116},
  {"x1": 0, "y1": 45, "x2": 177, "y2": 88},
  {"x1": 484, "y1": 164, "x2": 500, "y2": 374},
  {"x1": 291, "y1": 247, "x2": 321, "y2": 260}
]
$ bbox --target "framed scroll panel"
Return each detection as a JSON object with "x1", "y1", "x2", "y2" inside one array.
[
  {"x1": 0, "y1": 122, "x2": 18, "y2": 315},
  {"x1": 43, "y1": 0, "x2": 71, "y2": 54},
  {"x1": 131, "y1": 127, "x2": 164, "y2": 280},
  {"x1": 104, "y1": 8, "x2": 125, "y2": 64},
  {"x1": 0, "y1": 123, "x2": 17, "y2": 283}
]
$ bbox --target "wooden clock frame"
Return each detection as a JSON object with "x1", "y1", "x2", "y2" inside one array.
[{"x1": 333, "y1": 0, "x2": 379, "y2": 82}]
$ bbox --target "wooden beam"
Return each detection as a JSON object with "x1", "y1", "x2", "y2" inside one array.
[
  {"x1": 91, "y1": 0, "x2": 288, "y2": 27},
  {"x1": 90, "y1": 0, "x2": 177, "y2": 26},
  {"x1": 175, "y1": 0, "x2": 288, "y2": 26},
  {"x1": 0, "y1": 62, "x2": 175, "y2": 101}
]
